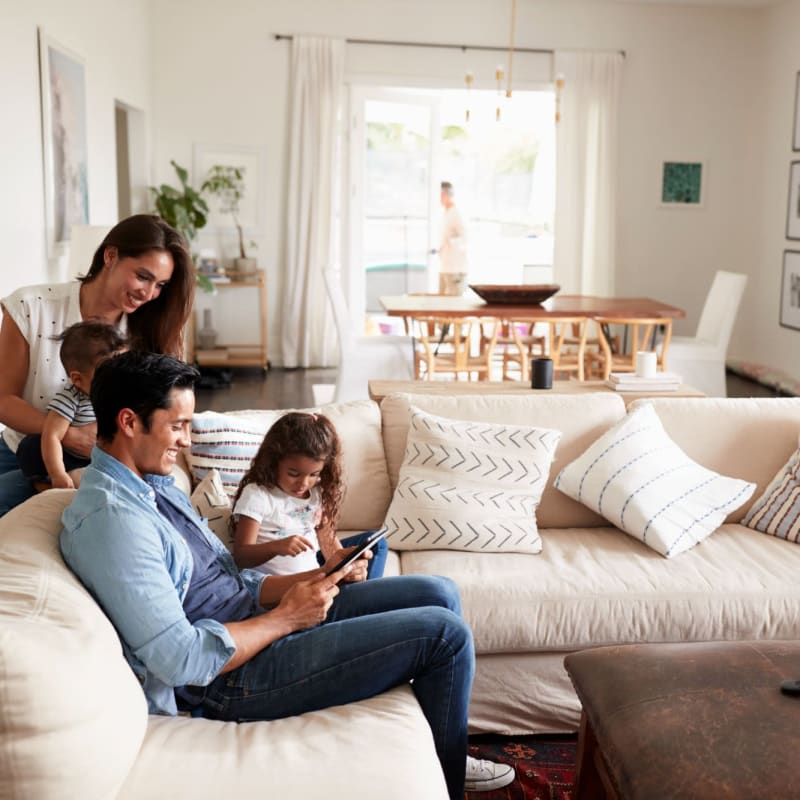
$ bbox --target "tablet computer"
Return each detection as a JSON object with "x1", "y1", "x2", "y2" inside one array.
[{"x1": 324, "y1": 527, "x2": 389, "y2": 577}]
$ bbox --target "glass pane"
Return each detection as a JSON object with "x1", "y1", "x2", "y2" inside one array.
[{"x1": 363, "y1": 100, "x2": 431, "y2": 313}]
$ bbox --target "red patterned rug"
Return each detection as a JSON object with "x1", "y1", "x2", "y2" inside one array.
[{"x1": 467, "y1": 734, "x2": 577, "y2": 800}]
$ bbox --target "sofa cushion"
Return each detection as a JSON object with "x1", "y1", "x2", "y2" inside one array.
[
  {"x1": 118, "y1": 686, "x2": 447, "y2": 800},
  {"x1": 383, "y1": 406, "x2": 560, "y2": 553},
  {"x1": 397, "y1": 524, "x2": 800, "y2": 655},
  {"x1": 190, "y1": 468, "x2": 233, "y2": 549},
  {"x1": 380, "y1": 392, "x2": 627, "y2": 529},
  {"x1": 0, "y1": 491, "x2": 147, "y2": 800},
  {"x1": 742, "y1": 438, "x2": 800, "y2": 543},
  {"x1": 554, "y1": 403, "x2": 756, "y2": 557},
  {"x1": 187, "y1": 401, "x2": 391, "y2": 533}
]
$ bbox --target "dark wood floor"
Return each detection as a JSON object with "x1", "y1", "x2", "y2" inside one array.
[{"x1": 193, "y1": 367, "x2": 776, "y2": 413}]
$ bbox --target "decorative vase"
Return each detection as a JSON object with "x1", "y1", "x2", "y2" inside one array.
[
  {"x1": 233, "y1": 257, "x2": 258, "y2": 275},
  {"x1": 197, "y1": 308, "x2": 218, "y2": 350}
]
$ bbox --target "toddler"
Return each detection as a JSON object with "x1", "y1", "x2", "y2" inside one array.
[{"x1": 16, "y1": 321, "x2": 127, "y2": 490}]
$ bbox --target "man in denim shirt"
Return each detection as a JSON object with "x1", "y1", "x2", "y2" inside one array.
[{"x1": 60, "y1": 352, "x2": 514, "y2": 799}]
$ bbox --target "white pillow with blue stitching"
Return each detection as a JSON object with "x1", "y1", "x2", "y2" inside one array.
[{"x1": 554, "y1": 403, "x2": 756, "y2": 557}]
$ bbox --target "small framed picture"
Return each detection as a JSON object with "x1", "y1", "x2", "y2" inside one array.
[
  {"x1": 793, "y1": 72, "x2": 800, "y2": 151},
  {"x1": 780, "y1": 250, "x2": 800, "y2": 331},
  {"x1": 660, "y1": 161, "x2": 704, "y2": 207},
  {"x1": 787, "y1": 162, "x2": 800, "y2": 240}
]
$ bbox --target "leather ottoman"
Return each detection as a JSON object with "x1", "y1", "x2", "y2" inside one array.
[{"x1": 564, "y1": 641, "x2": 800, "y2": 800}]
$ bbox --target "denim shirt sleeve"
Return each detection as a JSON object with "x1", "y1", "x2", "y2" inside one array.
[{"x1": 61, "y1": 500, "x2": 235, "y2": 688}]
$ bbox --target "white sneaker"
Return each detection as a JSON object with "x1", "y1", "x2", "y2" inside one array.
[{"x1": 464, "y1": 755, "x2": 516, "y2": 792}]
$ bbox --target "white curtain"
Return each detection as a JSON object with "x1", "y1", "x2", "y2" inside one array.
[
  {"x1": 553, "y1": 51, "x2": 623, "y2": 296},
  {"x1": 281, "y1": 36, "x2": 344, "y2": 367}
]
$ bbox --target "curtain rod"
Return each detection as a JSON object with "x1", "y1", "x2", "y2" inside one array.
[{"x1": 274, "y1": 34, "x2": 626, "y2": 58}]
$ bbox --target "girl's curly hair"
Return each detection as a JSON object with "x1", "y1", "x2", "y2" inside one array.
[{"x1": 230, "y1": 412, "x2": 344, "y2": 535}]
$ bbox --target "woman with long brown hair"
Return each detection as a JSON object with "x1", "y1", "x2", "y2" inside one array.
[{"x1": 0, "y1": 213, "x2": 195, "y2": 515}]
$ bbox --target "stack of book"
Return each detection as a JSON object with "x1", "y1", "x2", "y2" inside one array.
[{"x1": 605, "y1": 371, "x2": 682, "y2": 392}]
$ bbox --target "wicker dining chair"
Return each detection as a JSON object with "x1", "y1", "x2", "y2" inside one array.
[{"x1": 413, "y1": 316, "x2": 500, "y2": 381}]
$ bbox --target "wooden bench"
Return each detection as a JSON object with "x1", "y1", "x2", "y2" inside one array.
[{"x1": 726, "y1": 358, "x2": 800, "y2": 397}]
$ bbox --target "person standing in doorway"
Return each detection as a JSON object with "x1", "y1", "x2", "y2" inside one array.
[{"x1": 437, "y1": 181, "x2": 469, "y2": 295}]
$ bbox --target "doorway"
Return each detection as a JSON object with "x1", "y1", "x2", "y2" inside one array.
[{"x1": 348, "y1": 84, "x2": 556, "y2": 332}]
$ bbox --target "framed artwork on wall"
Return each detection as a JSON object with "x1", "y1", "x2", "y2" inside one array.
[
  {"x1": 793, "y1": 72, "x2": 800, "y2": 151},
  {"x1": 787, "y1": 162, "x2": 800, "y2": 240},
  {"x1": 660, "y1": 161, "x2": 704, "y2": 207},
  {"x1": 780, "y1": 250, "x2": 800, "y2": 331},
  {"x1": 37, "y1": 28, "x2": 89, "y2": 254},
  {"x1": 193, "y1": 144, "x2": 262, "y2": 233}
]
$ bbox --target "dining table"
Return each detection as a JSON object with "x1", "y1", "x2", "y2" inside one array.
[{"x1": 379, "y1": 293, "x2": 687, "y2": 322}]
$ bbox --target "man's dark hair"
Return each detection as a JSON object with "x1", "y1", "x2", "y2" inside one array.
[
  {"x1": 441, "y1": 181, "x2": 454, "y2": 195},
  {"x1": 56, "y1": 321, "x2": 127, "y2": 375},
  {"x1": 90, "y1": 351, "x2": 199, "y2": 442}
]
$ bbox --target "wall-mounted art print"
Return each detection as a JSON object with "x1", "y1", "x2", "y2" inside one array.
[
  {"x1": 780, "y1": 250, "x2": 800, "y2": 331},
  {"x1": 793, "y1": 72, "x2": 800, "y2": 151},
  {"x1": 193, "y1": 144, "x2": 262, "y2": 233},
  {"x1": 787, "y1": 162, "x2": 800, "y2": 240},
  {"x1": 660, "y1": 161, "x2": 704, "y2": 207},
  {"x1": 38, "y1": 29, "x2": 89, "y2": 253}
]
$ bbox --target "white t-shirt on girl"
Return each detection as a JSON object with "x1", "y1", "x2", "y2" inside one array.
[{"x1": 233, "y1": 483, "x2": 322, "y2": 576}]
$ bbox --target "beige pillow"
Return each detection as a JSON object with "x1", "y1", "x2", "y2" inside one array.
[
  {"x1": 190, "y1": 468, "x2": 233, "y2": 550},
  {"x1": 383, "y1": 406, "x2": 561, "y2": 553}
]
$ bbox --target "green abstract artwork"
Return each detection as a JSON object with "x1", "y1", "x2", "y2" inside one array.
[{"x1": 661, "y1": 162, "x2": 703, "y2": 204}]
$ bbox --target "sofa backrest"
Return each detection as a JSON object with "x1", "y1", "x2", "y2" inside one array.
[
  {"x1": 180, "y1": 400, "x2": 393, "y2": 533},
  {"x1": 0, "y1": 491, "x2": 147, "y2": 799},
  {"x1": 380, "y1": 392, "x2": 628, "y2": 529},
  {"x1": 633, "y1": 397, "x2": 800, "y2": 522}
]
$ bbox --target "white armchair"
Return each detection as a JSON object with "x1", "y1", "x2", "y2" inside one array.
[
  {"x1": 316, "y1": 268, "x2": 414, "y2": 404},
  {"x1": 666, "y1": 270, "x2": 747, "y2": 397}
]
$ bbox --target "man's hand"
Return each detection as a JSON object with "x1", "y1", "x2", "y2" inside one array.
[
  {"x1": 62, "y1": 422, "x2": 97, "y2": 459},
  {"x1": 277, "y1": 573, "x2": 341, "y2": 630}
]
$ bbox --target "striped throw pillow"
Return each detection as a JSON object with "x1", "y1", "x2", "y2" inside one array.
[
  {"x1": 742, "y1": 442, "x2": 800, "y2": 543},
  {"x1": 383, "y1": 406, "x2": 561, "y2": 554},
  {"x1": 188, "y1": 412, "x2": 270, "y2": 497},
  {"x1": 554, "y1": 403, "x2": 756, "y2": 557}
]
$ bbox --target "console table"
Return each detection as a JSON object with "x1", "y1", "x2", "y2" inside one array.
[
  {"x1": 367, "y1": 380, "x2": 705, "y2": 405},
  {"x1": 188, "y1": 271, "x2": 269, "y2": 369}
]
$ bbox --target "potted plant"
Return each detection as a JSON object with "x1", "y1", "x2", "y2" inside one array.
[
  {"x1": 149, "y1": 160, "x2": 214, "y2": 292},
  {"x1": 201, "y1": 165, "x2": 258, "y2": 274}
]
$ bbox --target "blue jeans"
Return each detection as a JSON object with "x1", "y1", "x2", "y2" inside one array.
[
  {"x1": 196, "y1": 575, "x2": 473, "y2": 800},
  {"x1": 0, "y1": 437, "x2": 35, "y2": 516},
  {"x1": 319, "y1": 530, "x2": 388, "y2": 579}
]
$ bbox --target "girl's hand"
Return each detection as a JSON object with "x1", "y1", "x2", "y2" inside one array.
[
  {"x1": 273, "y1": 534, "x2": 315, "y2": 557},
  {"x1": 322, "y1": 546, "x2": 371, "y2": 584}
]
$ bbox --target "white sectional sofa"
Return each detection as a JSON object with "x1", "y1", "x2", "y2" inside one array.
[{"x1": 3, "y1": 391, "x2": 800, "y2": 798}]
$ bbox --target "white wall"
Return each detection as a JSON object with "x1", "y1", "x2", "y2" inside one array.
[
  {"x1": 0, "y1": 0, "x2": 151, "y2": 298},
  {"x1": 1, "y1": 0, "x2": 789, "y2": 374},
  {"x1": 744, "y1": 0, "x2": 800, "y2": 378},
  {"x1": 150, "y1": 0, "x2": 768, "y2": 366}
]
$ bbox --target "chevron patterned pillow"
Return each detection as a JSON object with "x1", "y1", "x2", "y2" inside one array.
[
  {"x1": 554, "y1": 403, "x2": 756, "y2": 557},
  {"x1": 383, "y1": 407, "x2": 561, "y2": 554}
]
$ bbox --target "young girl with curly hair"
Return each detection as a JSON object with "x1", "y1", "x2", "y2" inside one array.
[{"x1": 231, "y1": 412, "x2": 386, "y2": 598}]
